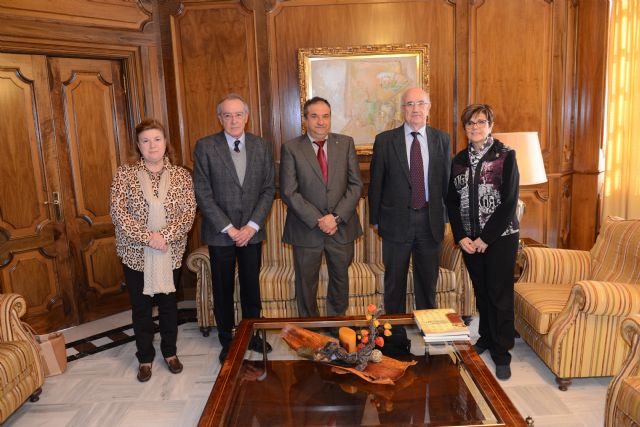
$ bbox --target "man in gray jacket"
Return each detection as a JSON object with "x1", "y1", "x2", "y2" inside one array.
[
  {"x1": 193, "y1": 94, "x2": 275, "y2": 362},
  {"x1": 280, "y1": 97, "x2": 363, "y2": 317}
]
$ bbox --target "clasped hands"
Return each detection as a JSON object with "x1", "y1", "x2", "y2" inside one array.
[
  {"x1": 459, "y1": 237, "x2": 488, "y2": 254},
  {"x1": 318, "y1": 214, "x2": 338, "y2": 236},
  {"x1": 228, "y1": 225, "x2": 257, "y2": 247},
  {"x1": 148, "y1": 231, "x2": 168, "y2": 252}
]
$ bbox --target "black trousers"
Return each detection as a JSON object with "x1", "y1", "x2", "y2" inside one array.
[
  {"x1": 123, "y1": 264, "x2": 180, "y2": 364},
  {"x1": 382, "y1": 207, "x2": 440, "y2": 314},
  {"x1": 209, "y1": 243, "x2": 262, "y2": 347},
  {"x1": 462, "y1": 232, "x2": 519, "y2": 366}
]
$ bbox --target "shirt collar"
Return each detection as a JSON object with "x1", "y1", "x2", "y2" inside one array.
[
  {"x1": 404, "y1": 123, "x2": 427, "y2": 138},
  {"x1": 224, "y1": 132, "x2": 245, "y2": 147},
  {"x1": 307, "y1": 134, "x2": 328, "y2": 144}
]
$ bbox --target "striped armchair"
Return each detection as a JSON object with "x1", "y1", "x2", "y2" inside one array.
[
  {"x1": 514, "y1": 217, "x2": 640, "y2": 390},
  {"x1": 1, "y1": 294, "x2": 44, "y2": 423},
  {"x1": 606, "y1": 314, "x2": 640, "y2": 427}
]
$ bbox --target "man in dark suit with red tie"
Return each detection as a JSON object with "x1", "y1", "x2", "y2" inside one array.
[
  {"x1": 368, "y1": 87, "x2": 451, "y2": 314},
  {"x1": 280, "y1": 97, "x2": 363, "y2": 317}
]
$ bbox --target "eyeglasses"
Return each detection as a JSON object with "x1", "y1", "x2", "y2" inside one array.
[
  {"x1": 220, "y1": 112, "x2": 245, "y2": 121},
  {"x1": 465, "y1": 119, "x2": 490, "y2": 128},
  {"x1": 402, "y1": 101, "x2": 430, "y2": 108}
]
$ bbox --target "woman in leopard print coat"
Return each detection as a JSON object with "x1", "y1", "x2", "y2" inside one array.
[{"x1": 110, "y1": 118, "x2": 196, "y2": 382}]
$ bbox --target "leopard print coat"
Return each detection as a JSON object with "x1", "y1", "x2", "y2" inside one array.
[{"x1": 110, "y1": 158, "x2": 196, "y2": 272}]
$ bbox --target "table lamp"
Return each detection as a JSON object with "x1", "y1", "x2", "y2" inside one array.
[{"x1": 492, "y1": 132, "x2": 547, "y2": 222}]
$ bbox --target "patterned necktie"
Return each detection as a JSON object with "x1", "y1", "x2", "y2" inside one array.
[
  {"x1": 314, "y1": 140, "x2": 328, "y2": 185},
  {"x1": 410, "y1": 131, "x2": 426, "y2": 209},
  {"x1": 233, "y1": 140, "x2": 240, "y2": 153}
]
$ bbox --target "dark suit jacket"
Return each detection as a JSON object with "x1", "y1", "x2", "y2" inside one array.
[
  {"x1": 193, "y1": 131, "x2": 275, "y2": 246},
  {"x1": 368, "y1": 124, "x2": 451, "y2": 243},
  {"x1": 280, "y1": 133, "x2": 363, "y2": 247}
]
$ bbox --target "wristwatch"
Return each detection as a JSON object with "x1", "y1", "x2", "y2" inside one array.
[{"x1": 333, "y1": 214, "x2": 343, "y2": 225}]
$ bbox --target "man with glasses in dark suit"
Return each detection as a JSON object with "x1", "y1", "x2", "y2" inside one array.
[
  {"x1": 193, "y1": 94, "x2": 275, "y2": 363},
  {"x1": 368, "y1": 87, "x2": 451, "y2": 314}
]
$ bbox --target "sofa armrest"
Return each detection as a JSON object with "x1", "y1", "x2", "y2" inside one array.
[
  {"x1": 605, "y1": 314, "x2": 640, "y2": 426},
  {"x1": 0, "y1": 293, "x2": 29, "y2": 343},
  {"x1": 546, "y1": 281, "x2": 640, "y2": 346},
  {"x1": 621, "y1": 315, "x2": 640, "y2": 346},
  {"x1": 520, "y1": 247, "x2": 591, "y2": 285},
  {"x1": 574, "y1": 281, "x2": 640, "y2": 316}
]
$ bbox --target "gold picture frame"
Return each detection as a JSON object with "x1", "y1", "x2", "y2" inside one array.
[{"x1": 298, "y1": 44, "x2": 430, "y2": 156}]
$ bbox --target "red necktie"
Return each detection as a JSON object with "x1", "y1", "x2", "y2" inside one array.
[
  {"x1": 410, "y1": 131, "x2": 426, "y2": 209},
  {"x1": 314, "y1": 140, "x2": 328, "y2": 185}
]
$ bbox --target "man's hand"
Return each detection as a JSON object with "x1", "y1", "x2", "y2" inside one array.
[
  {"x1": 318, "y1": 214, "x2": 338, "y2": 235},
  {"x1": 234, "y1": 225, "x2": 257, "y2": 247},
  {"x1": 227, "y1": 226, "x2": 241, "y2": 242},
  {"x1": 148, "y1": 232, "x2": 168, "y2": 252}
]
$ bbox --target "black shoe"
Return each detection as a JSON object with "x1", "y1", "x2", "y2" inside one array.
[
  {"x1": 137, "y1": 363, "x2": 152, "y2": 382},
  {"x1": 219, "y1": 346, "x2": 229, "y2": 363},
  {"x1": 165, "y1": 356, "x2": 183, "y2": 374},
  {"x1": 473, "y1": 343, "x2": 487, "y2": 355},
  {"x1": 248, "y1": 334, "x2": 272, "y2": 354},
  {"x1": 495, "y1": 364, "x2": 511, "y2": 380}
]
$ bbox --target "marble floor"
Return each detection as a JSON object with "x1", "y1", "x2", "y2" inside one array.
[{"x1": 4, "y1": 310, "x2": 610, "y2": 427}]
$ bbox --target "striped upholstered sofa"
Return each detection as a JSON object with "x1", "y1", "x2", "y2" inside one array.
[
  {"x1": 606, "y1": 314, "x2": 640, "y2": 427},
  {"x1": 0, "y1": 293, "x2": 44, "y2": 423},
  {"x1": 187, "y1": 197, "x2": 471, "y2": 335},
  {"x1": 514, "y1": 217, "x2": 640, "y2": 390}
]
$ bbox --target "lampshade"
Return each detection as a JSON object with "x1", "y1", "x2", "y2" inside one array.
[{"x1": 492, "y1": 132, "x2": 547, "y2": 185}]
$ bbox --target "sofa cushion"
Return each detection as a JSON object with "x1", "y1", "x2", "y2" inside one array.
[
  {"x1": 591, "y1": 217, "x2": 640, "y2": 283},
  {"x1": 514, "y1": 283, "x2": 572, "y2": 334},
  {"x1": 318, "y1": 261, "x2": 376, "y2": 297}
]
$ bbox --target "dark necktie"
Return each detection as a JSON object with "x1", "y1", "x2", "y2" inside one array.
[
  {"x1": 233, "y1": 140, "x2": 240, "y2": 153},
  {"x1": 314, "y1": 140, "x2": 328, "y2": 185},
  {"x1": 410, "y1": 131, "x2": 426, "y2": 209}
]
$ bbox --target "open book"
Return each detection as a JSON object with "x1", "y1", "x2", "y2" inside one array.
[{"x1": 414, "y1": 308, "x2": 470, "y2": 343}]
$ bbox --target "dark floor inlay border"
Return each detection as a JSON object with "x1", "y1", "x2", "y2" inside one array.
[{"x1": 66, "y1": 308, "x2": 197, "y2": 362}]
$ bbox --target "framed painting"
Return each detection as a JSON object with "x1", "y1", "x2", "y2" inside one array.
[{"x1": 298, "y1": 44, "x2": 430, "y2": 156}]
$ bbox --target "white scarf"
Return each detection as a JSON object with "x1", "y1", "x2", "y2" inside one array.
[{"x1": 137, "y1": 168, "x2": 175, "y2": 296}]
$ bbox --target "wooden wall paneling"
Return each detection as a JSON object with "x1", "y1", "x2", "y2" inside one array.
[
  {"x1": 0, "y1": 0, "x2": 151, "y2": 31},
  {"x1": 569, "y1": 0, "x2": 609, "y2": 250},
  {"x1": 267, "y1": 0, "x2": 456, "y2": 163},
  {"x1": 454, "y1": 0, "x2": 470, "y2": 152},
  {"x1": 0, "y1": 52, "x2": 75, "y2": 332},
  {"x1": 170, "y1": 0, "x2": 260, "y2": 169},
  {"x1": 470, "y1": 0, "x2": 579, "y2": 247},
  {"x1": 48, "y1": 56, "x2": 131, "y2": 323},
  {"x1": 153, "y1": 0, "x2": 184, "y2": 164}
]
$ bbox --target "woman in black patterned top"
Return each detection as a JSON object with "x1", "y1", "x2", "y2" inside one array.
[{"x1": 446, "y1": 104, "x2": 520, "y2": 381}]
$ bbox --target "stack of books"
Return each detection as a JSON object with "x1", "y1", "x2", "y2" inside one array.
[{"x1": 414, "y1": 308, "x2": 470, "y2": 343}]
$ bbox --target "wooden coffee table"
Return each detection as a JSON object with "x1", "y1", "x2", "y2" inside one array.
[{"x1": 198, "y1": 315, "x2": 528, "y2": 426}]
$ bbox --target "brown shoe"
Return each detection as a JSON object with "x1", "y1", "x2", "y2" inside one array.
[
  {"x1": 137, "y1": 363, "x2": 152, "y2": 382},
  {"x1": 165, "y1": 356, "x2": 183, "y2": 374}
]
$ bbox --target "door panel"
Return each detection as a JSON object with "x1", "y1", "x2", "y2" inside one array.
[
  {"x1": 48, "y1": 57, "x2": 131, "y2": 322},
  {"x1": 0, "y1": 53, "x2": 74, "y2": 332}
]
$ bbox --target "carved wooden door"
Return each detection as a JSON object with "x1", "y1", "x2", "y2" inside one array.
[
  {"x1": 48, "y1": 57, "x2": 131, "y2": 324},
  {"x1": 0, "y1": 53, "x2": 133, "y2": 332}
]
